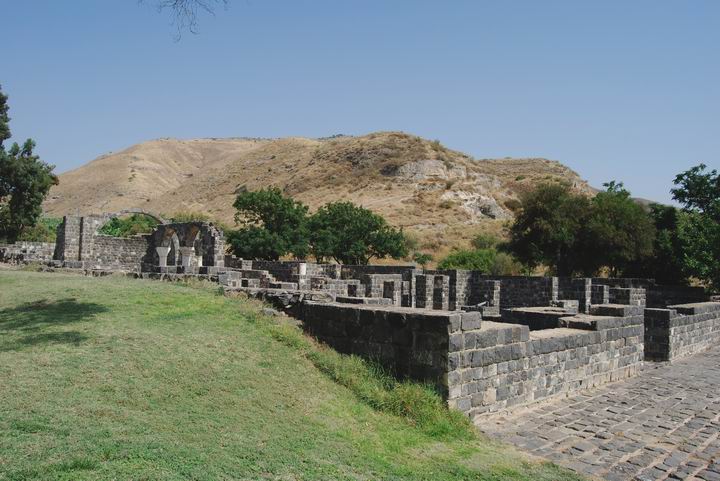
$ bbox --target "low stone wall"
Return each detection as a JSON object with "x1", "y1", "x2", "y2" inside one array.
[
  {"x1": 644, "y1": 302, "x2": 720, "y2": 362},
  {"x1": 0, "y1": 242, "x2": 56, "y2": 263},
  {"x1": 449, "y1": 313, "x2": 644, "y2": 419},
  {"x1": 301, "y1": 302, "x2": 477, "y2": 384},
  {"x1": 301, "y1": 301, "x2": 644, "y2": 420},
  {"x1": 491, "y1": 276, "x2": 558, "y2": 308}
]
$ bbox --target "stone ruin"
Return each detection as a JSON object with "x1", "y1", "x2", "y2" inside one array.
[{"x1": 2, "y1": 211, "x2": 720, "y2": 422}]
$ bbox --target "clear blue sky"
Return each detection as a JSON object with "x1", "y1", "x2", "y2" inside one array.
[{"x1": 2, "y1": 0, "x2": 718, "y2": 203}]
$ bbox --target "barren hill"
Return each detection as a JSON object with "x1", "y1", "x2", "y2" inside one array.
[{"x1": 44, "y1": 132, "x2": 592, "y2": 256}]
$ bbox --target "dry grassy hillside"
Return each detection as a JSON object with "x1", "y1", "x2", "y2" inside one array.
[{"x1": 44, "y1": 132, "x2": 592, "y2": 257}]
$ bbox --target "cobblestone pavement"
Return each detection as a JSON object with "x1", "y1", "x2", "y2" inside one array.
[{"x1": 481, "y1": 346, "x2": 720, "y2": 481}]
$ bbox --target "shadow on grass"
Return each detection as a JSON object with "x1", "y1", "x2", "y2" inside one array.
[{"x1": 0, "y1": 298, "x2": 107, "y2": 351}]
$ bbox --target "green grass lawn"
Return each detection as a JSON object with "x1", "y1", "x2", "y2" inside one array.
[{"x1": 0, "y1": 270, "x2": 583, "y2": 481}]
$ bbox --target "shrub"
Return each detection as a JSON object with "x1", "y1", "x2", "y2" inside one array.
[
  {"x1": 470, "y1": 233, "x2": 499, "y2": 250},
  {"x1": 437, "y1": 248, "x2": 496, "y2": 272},
  {"x1": 17, "y1": 217, "x2": 62, "y2": 242},
  {"x1": 98, "y1": 214, "x2": 158, "y2": 237}
]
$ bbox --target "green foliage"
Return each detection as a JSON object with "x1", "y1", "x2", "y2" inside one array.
[
  {"x1": 507, "y1": 182, "x2": 656, "y2": 277},
  {"x1": 168, "y1": 211, "x2": 211, "y2": 223},
  {"x1": 308, "y1": 201, "x2": 408, "y2": 265},
  {"x1": 625, "y1": 204, "x2": 688, "y2": 284},
  {"x1": 471, "y1": 233, "x2": 500, "y2": 250},
  {"x1": 226, "y1": 226, "x2": 288, "y2": 261},
  {"x1": 672, "y1": 163, "x2": 720, "y2": 222},
  {"x1": 167, "y1": 211, "x2": 231, "y2": 232},
  {"x1": 583, "y1": 182, "x2": 655, "y2": 276},
  {"x1": 438, "y1": 248, "x2": 496, "y2": 272},
  {"x1": 437, "y1": 248, "x2": 524, "y2": 275},
  {"x1": 231, "y1": 187, "x2": 309, "y2": 260},
  {"x1": 98, "y1": 214, "x2": 158, "y2": 237},
  {"x1": 412, "y1": 252, "x2": 433, "y2": 268},
  {"x1": 0, "y1": 85, "x2": 58, "y2": 243},
  {"x1": 17, "y1": 217, "x2": 62, "y2": 243},
  {"x1": 507, "y1": 183, "x2": 591, "y2": 276},
  {"x1": 671, "y1": 164, "x2": 720, "y2": 290}
]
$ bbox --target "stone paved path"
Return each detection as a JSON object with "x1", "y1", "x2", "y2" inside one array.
[{"x1": 481, "y1": 346, "x2": 720, "y2": 481}]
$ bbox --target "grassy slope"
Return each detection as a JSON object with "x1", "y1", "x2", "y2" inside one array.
[{"x1": 0, "y1": 271, "x2": 582, "y2": 481}]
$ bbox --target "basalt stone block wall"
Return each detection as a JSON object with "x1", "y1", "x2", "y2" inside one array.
[
  {"x1": 609, "y1": 287, "x2": 646, "y2": 307},
  {"x1": 301, "y1": 302, "x2": 481, "y2": 385},
  {"x1": 474, "y1": 276, "x2": 559, "y2": 309},
  {"x1": 0, "y1": 242, "x2": 56, "y2": 263},
  {"x1": 448, "y1": 314, "x2": 644, "y2": 419},
  {"x1": 558, "y1": 278, "x2": 592, "y2": 313},
  {"x1": 644, "y1": 302, "x2": 720, "y2": 361},
  {"x1": 301, "y1": 301, "x2": 643, "y2": 419},
  {"x1": 85, "y1": 234, "x2": 152, "y2": 271},
  {"x1": 645, "y1": 285, "x2": 709, "y2": 308}
]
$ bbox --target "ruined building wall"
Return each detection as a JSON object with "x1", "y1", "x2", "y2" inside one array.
[
  {"x1": 644, "y1": 302, "x2": 720, "y2": 362},
  {"x1": 83, "y1": 234, "x2": 151, "y2": 271},
  {"x1": 302, "y1": 301, "x2": 644, "y2": 420},
  {"x1": 448, "y1": 314, "x2": 644, "y2": 419}
]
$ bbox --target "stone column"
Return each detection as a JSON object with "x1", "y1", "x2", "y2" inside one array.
[
  {"x1": 156, "y1": 246, "x2": 171, "y2": 267},
  {"x1": 195, "y1": 255, "x2": 203, "y2": 267},
  {"x1": 178, "y1": 246, "x2": 195, "y2": 267},
  {"x1": 298, "y1": 262, "x2": 307, "y2": 276}
]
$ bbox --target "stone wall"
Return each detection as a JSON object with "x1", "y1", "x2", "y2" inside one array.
[
  {"x1": 0, "y1": 242, "x2": 56, "y2": 263},
  {"x1": 483, "y1": 276, "x2": 559, "y2": 309},
  {"x1": 448, "y1": 313, "x2": 644, "y2": 419},
  {"x1": 301, "y1": 301, "x2": 644, "y2": 420},
  {"x1": 83, "y1": 234, "x2": 151, "y2": 271},
  {"x1": 301, "y1": 302, "x2": 476, "y2": 383},
  {"x1": 644, "y1": 302, "x2": 720, "y2": 362}
]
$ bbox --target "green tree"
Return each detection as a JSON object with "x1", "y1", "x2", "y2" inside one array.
[
  {"x1": 231, "y1": 187, "x2": 309, "y2": 260},
  {"x1": 226, "y1": 227, "x2": 289, "y2": 261},
  {"x1": 0, "y1": 86, "x2": 58, "y2": 243},
  {"x1": 412, "y1": 252, "x2": 433, "y2": 269},
  {"x1": 671, "y1": 164, "x2": 720, "y2": 289},
  {"x1": 581, "y1": 182, "x2": 655, "y2": 276},
  {"x1": 625, "y1": 204, "x2": 688, "y2": 284},
  {"x1": 308, "y1": 201, "x2": 408, "y2": 265},
  {"x1": 507, "y1": 183, "x2": 591, "y2": 275}
]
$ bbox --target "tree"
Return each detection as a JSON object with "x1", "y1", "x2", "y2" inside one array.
[
  {"x1": 412, "y1": 252, "x2": 433, "y2": 269},
  {"x1": 671, "y1": 164, "x2": 720, "y2": 289},
  {"x1": 0, "y1": 86, "x2": 58, "y2": 243},
  {"x1": 147, "y1": 0, "x2": 228, "y2": 38},
  {"x1": 308, "y1": 201, "x2": 408, "y2": 265},
  {"x1": 231, "y1": 187, "x2": 309, "y2": 260},
  {"x1": 226, "y1": 227, "x2": 289, "y2": 261},
  {"x1": 581, "y1": 182, "x2": 655, "y2": 276},
  {"x1": 507, "y1": 183, "x2": 591, "y2": 276},
  {"x1": 623, "y1": 204, "x2": 688, "y2": 284}
]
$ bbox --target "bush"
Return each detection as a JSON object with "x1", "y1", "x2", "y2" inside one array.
[
  {"x1": 437, "y1": 249, "x2": 496, "y2": 272},
  {"x1": 17, "y1": 217, "x2": 62, "y2": 242},
  {"x1": 98, "y1": 214, "x2": 158, "y2": 237},
  {"x1": 438, "y1": 247, "x2": 524, "y2": 275},
  {"x1": 470, "y1": 233, "x2": 499, "y2": 250}
]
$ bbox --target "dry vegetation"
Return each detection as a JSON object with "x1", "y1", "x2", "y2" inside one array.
[{"x1": 44, "y1": 132, "x2": 593, "y2": 259}]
